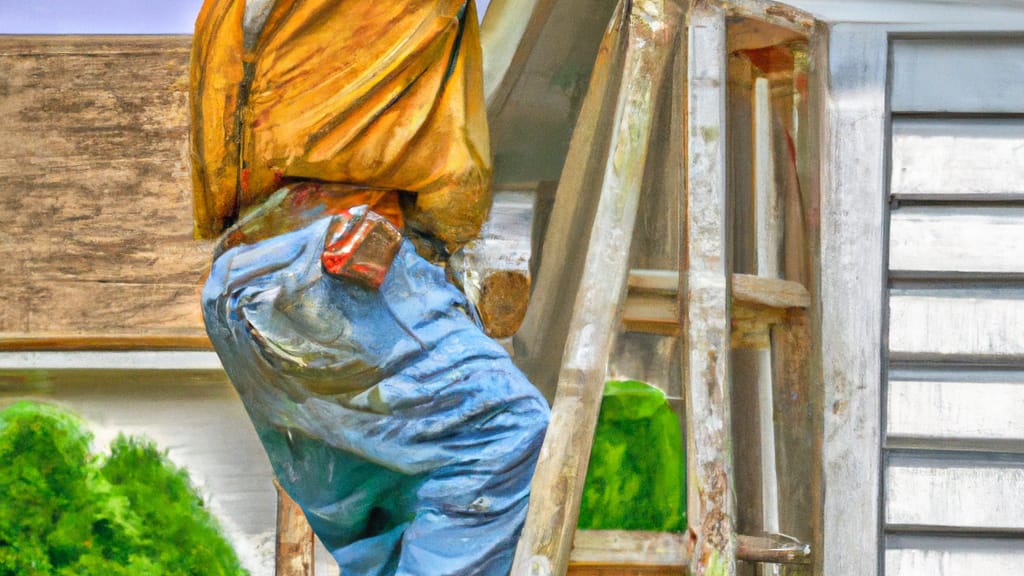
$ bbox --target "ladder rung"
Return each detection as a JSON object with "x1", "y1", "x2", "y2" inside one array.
[
  {"x1": 622, "y1": 271, "x2": 810, "y2": 341},
  {"x1": 732, "y1": 273, "x2": 811, "y2": 310},
  {"x1": 568, "y1": 530, "x2": 812, "y2": 572},
  {"x1": 569, "y1": 530, "x2": 687, "y2": 571}
]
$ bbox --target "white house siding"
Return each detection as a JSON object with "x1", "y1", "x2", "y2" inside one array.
[{"x1": 884, "y1": 37, "x2": 1024, "y2": 575}]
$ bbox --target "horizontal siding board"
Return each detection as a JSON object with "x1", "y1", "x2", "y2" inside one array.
[
  {"x1": 890, "y1": 118, "x2": 1024, "y2": 200},
  {"x1": 886, "y1": 535, "x2": 1024, "y2": 576},
  {"x1": 888, "y1": 292, "x2": 1024, "y2": 359},
  {"x1": 891, "y1": 39, "x2": 1024, "y2": 113},
  {"x1": 889, "y1": 206, "x2": 1024, "y2": 274},
  {"x1": 886, "y1": 452, "x2": 1024, "y2": 531},
  {"x1": 887, "y1": 378, "x2": 1024, "y2": 446}
]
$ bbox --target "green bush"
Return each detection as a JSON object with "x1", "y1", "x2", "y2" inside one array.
[
  {"x1": 578, "y1": 380, "x2": 687, "y2": 532},
  {"x1": 0, "y1": 401, "x2": 248, "y2": 576}
]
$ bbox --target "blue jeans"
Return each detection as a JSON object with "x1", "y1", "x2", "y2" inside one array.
[{"x1": 202, "y1": 216, "x2": 549, "y2": 575}]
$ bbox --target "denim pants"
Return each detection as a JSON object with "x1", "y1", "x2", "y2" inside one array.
[{"x1": 202, "y1": 216, "x2": 549, "y2": 575}]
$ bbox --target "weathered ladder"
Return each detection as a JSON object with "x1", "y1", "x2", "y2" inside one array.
[{"x1": 507, "y1": 0, "x2": 815, "y2": 574}]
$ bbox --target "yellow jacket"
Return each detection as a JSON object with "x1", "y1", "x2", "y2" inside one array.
[{"x1": 189, "y1": 0, "x2": 492, "y2": 247}]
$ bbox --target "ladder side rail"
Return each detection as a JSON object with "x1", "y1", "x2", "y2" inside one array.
[
  {"x1": 683, "y1": 2, "x2": 738, "y2": 575},
  {"x1": 510, "y1": 0, "x2": 682, "y2": 572}
]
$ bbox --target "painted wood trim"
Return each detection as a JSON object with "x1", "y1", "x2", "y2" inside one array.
[
  {"x1": 817, "y1": 23, "x2": 888, "y2": 576},
  {"x1": 0, "y1": 334, "x2": 212, "y2": 351},
  {"x1": 510, "y1": 0, "x2": 680, "y2": 573},
  {"x1": 683, "y1": 3, "x2": 736, "y2": 574}
]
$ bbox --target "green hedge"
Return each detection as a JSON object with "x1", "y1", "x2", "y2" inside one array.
[{"x1": 0, "y1": 401, "x2": 248, "y2": 576}]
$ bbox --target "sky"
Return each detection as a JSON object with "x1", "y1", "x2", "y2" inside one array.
[
  {"x1": 0, "y1": 0, "x2": 206, "y2": 34},
  {"x1": 0, "y1": 0, "x2": 491, "y2": 34}
]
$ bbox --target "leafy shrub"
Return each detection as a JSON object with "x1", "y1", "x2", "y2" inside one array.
[{"x1": 0, "y1": 401, "x2": 248, "y2": 576}]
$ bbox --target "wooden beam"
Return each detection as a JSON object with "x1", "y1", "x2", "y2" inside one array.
[
  {"x1": 683, "y1": 3, "x2": 736, "y2": 575},
  {"x1": 733, "y1": 274, "x2": 809, "y2": 309},
  {"x1": 510, "y1": 0, "x2": 680, "y2": 572}
]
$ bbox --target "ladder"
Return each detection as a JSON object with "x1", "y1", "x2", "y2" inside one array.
[
  {"x1": 274, "y1": 0, "x2": 819, "y2": 574},
  {"x1": 507, "y1": 0, "x2": 817, "y2": 574}
]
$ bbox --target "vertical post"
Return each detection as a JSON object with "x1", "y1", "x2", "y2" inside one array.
[
  {"x1": 275, "y1": 482, "x2": 315, "y2": 576},
  {"x1": 817, "y1": 24, "x2": 888, "y2": 576},
  {"x1": 683, "y1": 3, "x2": 736, "y2": 576},
  {"x1": 753, "y1": 76, "x2": 782, "y2": 549}
]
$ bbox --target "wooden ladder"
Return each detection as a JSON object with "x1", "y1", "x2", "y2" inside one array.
[{"x1": 506, "y1": 0, "x2": 817, "y2": 574}]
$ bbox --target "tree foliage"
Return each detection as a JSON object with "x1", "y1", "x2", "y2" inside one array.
[{"x1": 0, "y1": 401, "x2": 248, "y2": 576}]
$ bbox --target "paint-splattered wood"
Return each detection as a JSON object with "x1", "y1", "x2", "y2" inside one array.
[
  {"x1": 776, "y1": 33, "x2": 820, "y2": 572},
  {"x1": 683, "y1": 3, "x2": 736, "y2": 575},
  {"x1": 714, "y1": 0, "x2": 814, "y2": 32},
  {"x1": 569, "y1": 530, "x2": 688, "y2": 574},
  {"x1": 510, "y1": 0, "x2": 680, "y2": 572},
  {"x1": 0, "y1": 36, "x2": 211, "y2": 345}
]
